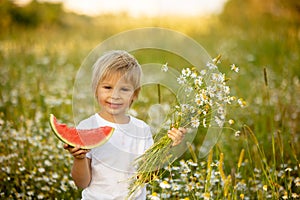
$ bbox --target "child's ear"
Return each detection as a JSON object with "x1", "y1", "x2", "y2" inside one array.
[
  {"x1": 131, "y1": 89, "x2": 140, "y2": 105},
  {"x1": 132, "y1": 93, "x2": 138, "y2": 102},
  {"x1": 133, "y1": 87, "x2": 141, "y2": 99}
]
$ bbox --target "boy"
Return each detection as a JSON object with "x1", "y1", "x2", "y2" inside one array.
[{"x1": 65, "y1": 50, "x2": 185, "y2": 199}]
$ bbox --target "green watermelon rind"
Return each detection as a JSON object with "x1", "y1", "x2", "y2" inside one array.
[{"x1": 49, "y1": 114, "x2": 114, "y2": 149}]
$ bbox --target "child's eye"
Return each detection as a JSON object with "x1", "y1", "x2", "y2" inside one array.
[
  {"x1": 121, "y1": 88, "x2": 130, "y2": 92},
  {"x1": 103, "y1": 86, "x2": 112, "y2": 89}
]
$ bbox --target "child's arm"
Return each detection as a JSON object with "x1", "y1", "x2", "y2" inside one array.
[
  {"x1": 64, "y1": 144, "x2": 92, "y2": 189},
  {"x1": 167, "y1": 127, "x2": 187, "y2": 146}
]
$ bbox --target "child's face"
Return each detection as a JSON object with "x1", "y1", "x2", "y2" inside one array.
[{"x1": 96, "y1": 75, "x2": 138, "y2": 122}]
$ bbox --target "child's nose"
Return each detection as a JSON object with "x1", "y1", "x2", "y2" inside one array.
[{"x1": 111, "y1": 90, "x2": 120, "y2": 99}]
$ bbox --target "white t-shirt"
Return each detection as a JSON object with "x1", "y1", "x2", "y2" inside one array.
[{"x1": 76, "y1": 113, "x2": 153, "y2": 200}]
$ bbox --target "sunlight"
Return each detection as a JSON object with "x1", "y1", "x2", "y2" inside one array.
[
  {"x1": 64, "y1": 0, "x2": 228, "y2": 17},
  {"x1": 15, "y1": 0, "x2": 228, "y2": 17}
]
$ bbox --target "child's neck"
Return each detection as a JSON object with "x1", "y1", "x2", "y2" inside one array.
[{"x1": 98, "y1": 112, "x2": 130, "y2": 124}]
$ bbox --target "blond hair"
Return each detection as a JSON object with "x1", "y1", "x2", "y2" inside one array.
[{"x1": 92, "y1": 50, "x2": 142, "y2": 96}]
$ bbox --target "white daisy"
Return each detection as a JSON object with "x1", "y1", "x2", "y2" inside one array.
[
  {"x1": 161, "y1": 62, "x2": 168, "y2": 72},
  {"x1": 230, "y1": 64, "x2": 239, "y2": 73},
  {"x1": 191, "y1": 117, "x2": 200, "y2": 128}
]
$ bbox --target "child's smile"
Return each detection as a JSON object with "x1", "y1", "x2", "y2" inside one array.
[{"x1": 106, "y1": 101, "x2": 123, "y2": 109}]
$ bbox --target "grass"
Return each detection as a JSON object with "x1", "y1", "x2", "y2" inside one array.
[{"x1": 0, "y1": 10, "x2": 299, "y2": 199}]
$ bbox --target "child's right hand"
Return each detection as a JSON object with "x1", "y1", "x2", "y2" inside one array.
[{"x1": 63, "y1": 144, "x2": 90, "y2": 160}]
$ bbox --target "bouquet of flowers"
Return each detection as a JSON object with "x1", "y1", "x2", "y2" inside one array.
[{"x1": 128, "y1": 56, "x2": 245, "y2": 198}]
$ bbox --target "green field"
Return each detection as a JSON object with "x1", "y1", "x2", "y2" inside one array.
[{"x1": 1, "y1": 0, "x2": 299, "y2": 199}]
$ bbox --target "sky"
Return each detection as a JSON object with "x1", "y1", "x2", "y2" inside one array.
[{"x1": 16, "y1": 0, "x2": 229, "y2": 17}]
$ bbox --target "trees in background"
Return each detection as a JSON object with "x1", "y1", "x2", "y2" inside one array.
[
  {"x1": 0, "y1": 0, "x2": 64, "y2": 31},
  {"x1": 221, "y1": 0, "x2": 300, "y2": 26}
]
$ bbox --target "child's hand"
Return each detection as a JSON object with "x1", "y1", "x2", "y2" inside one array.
[
  {"x1": 167, "y1": 127, "x2": 187, "y2": 146},
  {"x1": 63, "y1": 144, "x2": 90, "y2": 160}
]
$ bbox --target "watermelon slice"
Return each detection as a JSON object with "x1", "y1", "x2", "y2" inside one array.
[{"x1": 49, "y1": 114, "x2": 114, "y2": 149}]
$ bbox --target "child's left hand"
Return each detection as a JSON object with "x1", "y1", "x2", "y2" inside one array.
[{"x1": 167, "y1": 127, "x2": 187, "y2": 146}]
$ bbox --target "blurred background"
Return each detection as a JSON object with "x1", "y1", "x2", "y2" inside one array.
[{"x1": 0, "y1": 0, "x2": 299, "y2": 199}]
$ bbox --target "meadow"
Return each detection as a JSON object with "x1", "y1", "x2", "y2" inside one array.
[{"x1": 0, "y1": 1, "x2": 299, "y2": 199}]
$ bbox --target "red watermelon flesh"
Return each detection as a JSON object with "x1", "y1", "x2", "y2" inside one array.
[{"x1": 49, "y1": 114, "x2": 114, "y2": 149}]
